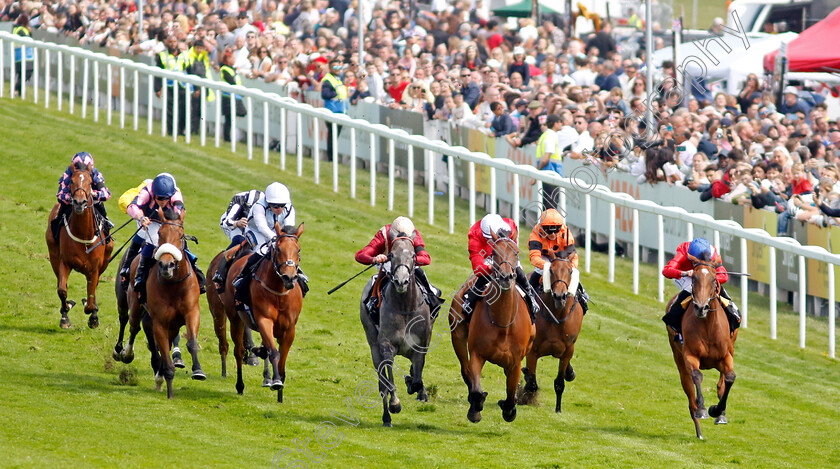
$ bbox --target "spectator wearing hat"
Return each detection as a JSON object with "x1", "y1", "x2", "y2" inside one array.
[
  {"x1": 779, "y1": 86, "x2": 812, "y2": 121},
  {"x1": 508, "y1": 47, "x2": 530, "y2": 86},
  {"x1": 512, "y1": 100, "x2": 547, "y2": 147},
  {"x1": 234, "y1": 11, "x2": 257, "y2": 39}
]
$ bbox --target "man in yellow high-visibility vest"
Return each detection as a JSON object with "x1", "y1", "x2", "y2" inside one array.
[
  {"x1": 154, "y1": 34, "x2": 189, "y2": 136},
  {"x1": 320, "y1": 58, "x2": 348, "y2": 161},
  {"x1": 184, "y1": 39, "x2": 216, "y2": 133}
]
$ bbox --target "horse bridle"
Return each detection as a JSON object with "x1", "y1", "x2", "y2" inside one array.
[
  {"x1": 548, "y1": 257, "x2": 573, "y2": 294},
  {"x1": 269, "y1": 233, "x2": 300, "y2": 279},
  {"x1": 154, "y1": 220, "x2": 193, "y2": 282},
  {"x1": 691, "y1": 260, "x2": 722, "y2": 312},
  {"x1": 388, "y1": 236, "x2": 415, "y2": 280},
  {"x1": 490, "y1": 237, "x2": 518, "y2": 282}
]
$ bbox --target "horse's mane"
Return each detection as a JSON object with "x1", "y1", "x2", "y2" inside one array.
[{"x1": 163, "y1": 207, "x2": 180, "y2": 221}]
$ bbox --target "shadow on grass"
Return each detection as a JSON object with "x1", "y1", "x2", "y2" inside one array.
[
  {"x1": 575, "y1": 423, "x2": 688, "y2": 442},
  {"x1": 0, "y1": 322, "x2": 63, "y2": 335}
]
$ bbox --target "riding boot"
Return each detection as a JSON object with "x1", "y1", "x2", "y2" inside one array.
[
  {"x1": 51, "y1": 203, "x2": 72, "y2": 242},
  {"x1": 414, "y1": 267, "x2": 444, "y2": 308},
  {"x1": 134, "y1": 255, "x2": 153, "y2": 304},
  {"x1": 462, "y1": 275, "x2": 490, "y2": 320},
  {"x1": 120, "y1": 240, "x2": 143, "y2": 290},
  {"x1": 233, "y1": 253, "x2": 263, "y2": 311},
  {"x1": 213, "y1": 256, "x2": 229, "y2": 292},
  {"x1": 95, "y1": 203, "x2": 113, "y2": 237},
  {"x1": 529, "y1": 270, "x2": 542, "y2": 293},
  {"x1": 720, "y1": 287, "x2": 741, "y2": 333},
  {"x1": 297, "y1": 267, "x2": 309, "y2": 297},
  {"x1": 663, "y1": 290, "x2": 692, "y2": 342},
  {"x1": 576, "y1": 283, "x2": 589, "y2": 315},
  {"x1": 516, "y1": 266, "x2": 538, "y2": 323},
  {"x1": 184, "y1": 248, "x2": 206, "y2": 294}
]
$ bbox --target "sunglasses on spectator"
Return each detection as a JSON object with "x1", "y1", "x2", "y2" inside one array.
[
  {"x1": 543, "y1": 225, "x2": 562, "y2": 234},
  {"x1": 268, "y1": 203, "x2": 286, "y2": 210}
]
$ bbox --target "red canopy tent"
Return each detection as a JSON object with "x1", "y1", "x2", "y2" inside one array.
[{"x1": 764, "y1": 7, "x2": 840, "y2": 73}]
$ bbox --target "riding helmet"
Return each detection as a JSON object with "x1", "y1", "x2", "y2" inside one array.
[
  {"x1": 390, "y1": 216, "x2": 415, "y2": 240},
  {"x1": 152, "y1": 173, "x2": 177, "y2": 198},
  {"x1": 265, "y1": 182, "x2": 291, "y2": 205},
  {"x1": 72, "y1": 151, "x2": 94, "y2": 168},
  {"x1": 688, "y1": 237, "x2": 713, "y2": 261},
  {"x1": 480, "y1": 213, "x2": 511, "y2": 239}
]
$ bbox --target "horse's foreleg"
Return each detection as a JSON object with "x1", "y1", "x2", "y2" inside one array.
[
  {"x1": 185, "y1": 310, "x2": 206, "y2": 381},
  {"x1": 153, "y1": 322, "x2": 175, "y2": 399},
  {"x1": 275, "y1": 327, "x2": 295, "y2": 403},
  {"x1": 256, "y1": 318, "x2": 282, "y2": 392},
  {"x1": 497, "y1": 364, "x2": 520, "y2": 423},
  {"x1": 710, "y1": 355, "x2": 736, "y2": 425},
  {"x1": 113, "y1": 291, "x2": 129, "y2": 361},
  {"x1": 450, "y1": 316, "x2": 471, "y2": 388},
  {"x1": 685, "y1": 355, "x2": 705, "y2": 439},
  {"x1": 377, "y1": 341, "x2": 401, "y2": 415},
  {"x1": 408, "y1": 350, "x2": 428, "y2": 402},
  {"x1": 523, "y1": 352, "x2": 539, "y2": 393},
  {"x1": 57, "y1": 261, "x2": 72, "y2": 329},
  {"x1": 230, "y1": 316, "x2": 246, "y2": 395},
  {"x1": 84, "y1": 272, "x2": 100, "y2": 329},
  {"x1": 141, "y1": 313, "x2": 160, "y2": 376},
  {"x1": 554, "y1": 355, "x2": 572, "y2": 414},
  {"x1": 466, "y1": 353, "x2": 487, "y2": 423},
  {"x1": 120, "y1": 301, "x2": 144, "y2": 364}
]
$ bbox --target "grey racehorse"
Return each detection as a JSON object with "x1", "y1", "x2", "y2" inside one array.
[{"x1": 360, "y1": 236, "x2": 435, "y2": 427}]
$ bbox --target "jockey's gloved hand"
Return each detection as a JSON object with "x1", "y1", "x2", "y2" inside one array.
[{"x1": 680, "y1": 270, "x2": 692, "y2": 277}]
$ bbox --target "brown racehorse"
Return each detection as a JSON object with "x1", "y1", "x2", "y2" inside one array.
[
  {"x1": 115, "y1": 207, "x2": 205, "y2": 399},
  {"x1": 521, "y1": 250, "x2": 584, "y2": 413},
  {"x1": 667, "y1": 259, "x2": 738, "y2": 439},
  {"x1": 46, "y1": 162, "x2": 113, "y2": 329},
  {"x1": 223, "y1": 222, "x2": 304, "y2": 402},
  {"x1": 452, "y1": 232, "x2": 535, "y2": 423}
]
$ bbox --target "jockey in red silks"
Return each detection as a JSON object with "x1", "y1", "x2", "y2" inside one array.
[
  {"x1": 461, "y1": 213, "x2": 538, "y2": 322},
  {"x1": 51, "y1": 152, "x2": 113, "y2": 243},
  {"x1": 356, "y1": 216, "x2": 443, "y2": 317},
  {"x1": 662, "y1": 237, "x2": 741, "y2": 342},
  {"x1": 126, "y1": 173, "x2": 206, "y2": 303}
]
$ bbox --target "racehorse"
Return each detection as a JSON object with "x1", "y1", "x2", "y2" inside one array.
[
  {"x1": 454, "y1": 231, "x2": 534, "y2": 423},
  {"x1": 114, "y1": 207, "x2": 205, "y2": 399},
  {"x1": 520, "y1": 249, "x2": 584, "y2": 413},
  {"x1": 45, "y1": 161, "x2": 113, "y2": 329},
  {"x1": 360, "y1": 236, "x2": 434, "y2": 427},
  {"x1": 224, "y1": 222, "x2": 304, "y2": 402},
  {"x1": 667, "y1": 258, "x2": 738, "y2": 439},
  {"x1": 207, "y1": 246, "x2": 263, "y2": 378}
]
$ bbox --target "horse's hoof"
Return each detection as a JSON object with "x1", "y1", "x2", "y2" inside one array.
[
  {"x1": 502, "y1": 407, "x2": 517, "y2": 422},
  {"x1": 555, "y1": 405, "x2": 562, "y2": 414},
  {"x1": 695, "y1": 407, "x2": 709, "y2": 419},
  {"x1": 154, "y1": 373, "x2": 164, "y2": 391},
  {"x1": 121, "y1": 350, "x2": 134, "y2": 364},
  {"x1": 467, "y1": 410, "x2": 482, "y2": 423},
  {"x1": 383, "y1": 422, "x2": 393, "y2": 428},
  {"x1": 708, "y1": 405, "x2": 722, "y2": 418},
  {"x1": 389, "y1": 401, "x2": 402, "y2": 414},
  {"x1": 262, "y1": 378, "x2": 272, "y2": 388},
  {"x1": 112, "y1": 350, "x2": 121, "y2": 362},
  {"x1": 714, "y1": 413, "x2": 728, "y2": 425},
  {"x1": 407, "y1": 381, "x2": 422, "y2": 395},
  {"x1": 59, "y1": 315, "x2": 71, "y2": 329},
  {"x1": 245, "y1": 354, "x2": 260, "y2": 366},
  {"x1": 270, "y1": 379, "x2": 284, "y2": 391},
  {"x1": 416, "y1": 390, "x2": 428, "y2": 402},
  {"x1": 565, "y1": 364, "x2": 576, "y2": 382},
  {"x1": 191, "y1": 370, "x2": 207, "y2": 381},
  {"x1": 87, "y1": 314, "x2": 99, "y2": 329}
]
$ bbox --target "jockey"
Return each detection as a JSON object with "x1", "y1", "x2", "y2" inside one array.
[
  {"x1": 355, "y1": 216, "x2": 444, "y2": 318},
  {"x1": 662, "y1": 237, "x2": 741, "y2": 343},
  {"x1": 527, "y1": 208, "x2": 588, "y2": 314},
  {"x1": 232, "y1": 182, "x2": 309, "y2": 312},
  {"x1": 117, "y1": 179, "x2": 152, "y2": 289},
  {"x1": 211, "y1": 189, "x2": 264, "y2": 293},
  {"x1": 462, "y1": 213, "x2": 538, "y2": 321},
  {"x1": 127, "y1": 173, "x2": 206, "y2": 303},
  {"x1": 51, "y1": 152, "x2": 113, "y2": 243}
]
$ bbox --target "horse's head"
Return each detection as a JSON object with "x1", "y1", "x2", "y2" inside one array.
[
  {"x1": 154, "y1": 207, "x2": 185, "y2": 280},
  {"x1": 389, "y1": 235, "x2": 416, "y2": 294},
  {"x1": 70, "y1": 163, "x2": 93, "y2": 214},
  {"x1": 490, "y1": 231, "x2": 518, "y2": 291},
  {"x1": 545, "y1": 249, "x2": 576, "y2": 309},
  {"x1": 690, "y1": 257, "x2": 721, "y2": 319},
  {"x1": 271, "y1": 222, "x2": 304, "y2": 290}
]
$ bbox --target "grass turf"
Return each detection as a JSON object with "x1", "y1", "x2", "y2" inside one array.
[{"x1": 0, "y1": 90, "x2": 838, "y2": 468}]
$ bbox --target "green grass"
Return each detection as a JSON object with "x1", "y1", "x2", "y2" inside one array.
[
  {"x1": 672, "y1": 0, "x2": 728, "y2": 31},
  {"x1": 1, "y1": 90, "x2": 839, "y2": 468}
]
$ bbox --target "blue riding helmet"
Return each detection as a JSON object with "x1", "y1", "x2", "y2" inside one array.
[
  {"x1": 688, "y1": 237, "x2": 713, "y2": 261},
  {"x1": 152, "y1": 173, "x2": 177, "y2": 198}
]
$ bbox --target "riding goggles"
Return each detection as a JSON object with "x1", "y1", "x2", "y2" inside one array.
[
  {"x1": 543, "y1": 225, "x2": 562, "y2": 234},
  {"x1": 268, "y1": 203, "x2": 286, "y2": 210}
]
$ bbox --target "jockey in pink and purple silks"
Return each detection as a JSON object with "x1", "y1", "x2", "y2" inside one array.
[{"x1": 51, "y1": 152, "x2": 113, "y2": 243}]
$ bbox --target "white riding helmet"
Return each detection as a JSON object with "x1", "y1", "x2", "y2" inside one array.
[
  {"x1": 480, "y1": 214, "x2": 511, "y2": 240},
  {"x1": 389, "y1": 216, "x2": 416, "y2": 239},
  {"x1": 265, "y1": 182, "x2": 291, "y2": 205}
]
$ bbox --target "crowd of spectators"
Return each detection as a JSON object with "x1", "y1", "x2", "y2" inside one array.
[{"x1": 3, "y1": 0, "x2": 840, "y2": 235}]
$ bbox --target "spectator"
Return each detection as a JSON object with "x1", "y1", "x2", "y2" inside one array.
[{"x1": 489, "y1": 102, "x2": 515, "y2": 138}]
